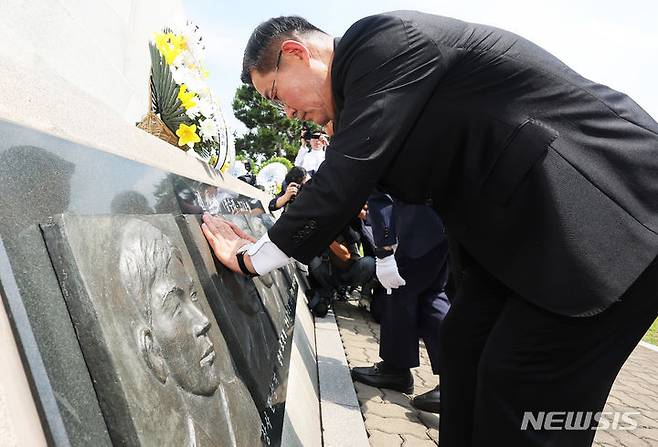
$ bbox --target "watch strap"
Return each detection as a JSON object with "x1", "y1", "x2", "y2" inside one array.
[{"x1": 236, "y1": 251, "x2": 258, "y2": 277}]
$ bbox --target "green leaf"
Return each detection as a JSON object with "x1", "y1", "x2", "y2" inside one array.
[{"x1": 148, "y1": 42, "x2": 183, "y2": 133}]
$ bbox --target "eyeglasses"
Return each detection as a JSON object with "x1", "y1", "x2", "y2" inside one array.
[{"x1": 268, "y1": 49, "x2": 286, "y2": 112}]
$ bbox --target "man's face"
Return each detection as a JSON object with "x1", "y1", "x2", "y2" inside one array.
[
  {"x1": 251, "y1": 41, "x2": 333, "y2": 126},
  {"x1": 150, "y1": 254, "x2": 221, "y2": 396}
]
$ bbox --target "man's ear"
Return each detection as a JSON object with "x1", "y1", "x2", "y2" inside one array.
[
  {"x1": 138, "y1": 327, "x2": 167, "y2": 384},
  {"x1": 281, "y1": 40, "x2": 311, "y2": 66}
]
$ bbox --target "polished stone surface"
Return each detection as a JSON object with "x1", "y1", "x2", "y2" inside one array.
[
  {"x1": 178, "y1": 214, "x2": 298, "y2": 444},
  {"x1": 178, "y1": 214, "x2": 279, "y2": 407},
  {"x1": 0, "y1": 120, "x2": 300, "y2": 446},
  {"x1": 42, "y1": 214, "x2": 262, "y2": 446}
]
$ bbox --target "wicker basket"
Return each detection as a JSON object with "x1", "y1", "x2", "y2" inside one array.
[{"x1": 137, "y1": 110, "x2": 182, "y2": 148}]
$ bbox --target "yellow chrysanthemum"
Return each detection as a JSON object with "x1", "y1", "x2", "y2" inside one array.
[
  {"x1": 176, "y1": 123, "x2": 201, "y2": 147},
  {"x1": 177, "y1": 84, "x2": 197, "y2": 110}
]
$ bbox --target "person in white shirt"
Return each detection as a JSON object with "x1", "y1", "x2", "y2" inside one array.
[{"x1": 293, "y1": 132, "x2": 326, "y2": 175}]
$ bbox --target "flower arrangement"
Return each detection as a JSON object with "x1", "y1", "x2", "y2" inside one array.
[{"x1": 140, "y1": 22, "x2": 233, "y2": 171}]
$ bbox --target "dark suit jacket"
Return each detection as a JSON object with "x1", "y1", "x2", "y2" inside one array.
[
  {"x1": 367, "y1": 191, "x2": 445, "y2": 260},
  {"x1": 268, "y1": 11, "x2": 658, "y2": 316}
]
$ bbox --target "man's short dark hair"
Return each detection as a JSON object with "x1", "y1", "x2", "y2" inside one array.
[{"x1": 241, "y1": 16, "x2": 325, "y2": 85}]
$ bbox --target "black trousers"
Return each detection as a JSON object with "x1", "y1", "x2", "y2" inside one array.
[
  {"x1": 439, "y1": 256, "x2": 658, "y2": 447},
  {"x1": 379, "y1": 243, "x2": 450, "y2": 374}
]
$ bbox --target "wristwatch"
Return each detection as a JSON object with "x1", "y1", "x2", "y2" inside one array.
[
  {"x1": 374, "y1": 247, "x2": 394, "y2": 259},
  {"x1": 236, "y1": 251, "x2": 258, "y2": 277}
]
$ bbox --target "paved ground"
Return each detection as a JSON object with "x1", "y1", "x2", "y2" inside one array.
[{"x1": 332, "y1": 299, "x2": 658, "y2": 446}]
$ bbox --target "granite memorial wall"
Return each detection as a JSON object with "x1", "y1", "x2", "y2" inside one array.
[{"x1": 0, "y1": 119, "x2": 298, "y2": 446}]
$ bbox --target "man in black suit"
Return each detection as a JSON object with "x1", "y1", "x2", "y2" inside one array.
[{"x1": 202, "y1": 11, "x2": 658, "y2": 446}]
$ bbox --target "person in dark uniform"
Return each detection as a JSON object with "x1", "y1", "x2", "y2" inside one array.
[
  {"x1": 351, "y1": 192, "x2": 450, "y2": 413},
  {"x1": 201, "y1": 12, "x2": 658, "y2": 446},
  {"x1": 269, "y1": 166, "x2": 374, "y2": 316},
  {"x1": 305, "y1": 218, "x2": 375, "y2": 316}
]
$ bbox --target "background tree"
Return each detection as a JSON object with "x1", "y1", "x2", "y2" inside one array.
[{"x1": 232, "y1": 84, "x2": 321, "y2": 163}]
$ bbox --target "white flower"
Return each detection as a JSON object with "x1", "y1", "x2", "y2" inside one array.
[
  {"x1": 181, "y1": 22, "x2": 205, "y2": 62},
  {"x1": 187, "y1": 39, "x2": 205, "y2": 64},
  {"x1": 184, "y1": 75, "x2": 206, "y2": 95},
  {"x1": 196, "y1": 86, "x2": 212, "y2": 99},
  {"x1": 197, "y1": 97, "x2": 215, "y2": 118},
  {"x1": 199, "y1": 118, "x2": 218, "y2": 141},
  {"x1": 171, "y1": 65, "x2": 194, "y2": 86},
  {"x1": 190, "y1": 78, "x2": 206, "y2": 95},
  {"x1": 170, "y1": 65, "x2": 203, "y2": 94},
  {"x1": 185, "y1": 105, "x2": 201, "y2": 119}
]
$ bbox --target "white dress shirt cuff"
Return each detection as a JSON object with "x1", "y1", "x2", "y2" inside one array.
[{"x1": 246, "y1": 232, "x2": 290, "y2": 275}]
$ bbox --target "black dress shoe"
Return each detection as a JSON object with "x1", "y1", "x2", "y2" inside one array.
[
  {"x1": 308, "y1": 291, "x2": 330, "y2": 317},
  {"x1": 411, "y1": 385, "x2": 440, "y2": 413},
  {"x1": 351, "y1": 361, "x2": 414, "y2": 394}
]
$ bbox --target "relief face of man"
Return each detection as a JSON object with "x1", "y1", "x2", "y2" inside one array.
[
  {"x1": 150, "y1": 254, "x2": 221, "y2": 395},
  {"x1": 119, "y1": 220, "x2": 221, "y2": 396}
]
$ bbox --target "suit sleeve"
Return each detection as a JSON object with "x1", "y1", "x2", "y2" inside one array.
[
  {"x1": 268, "y1": 189, "x2": 285, "y2": 212},
  {"x1": 268, "y1": 14, "x2": 446, "y2": 263},
  {"x1": 367, "y1": 192, "x2": 396, "y2": 248},
  {"x1": 268, "y1": 196, "x2": 279, "y2": 212}
]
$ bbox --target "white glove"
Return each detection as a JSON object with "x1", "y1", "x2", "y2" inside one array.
[{"x1": 376, "y1": 254, "x2": 406, "y2": 294}]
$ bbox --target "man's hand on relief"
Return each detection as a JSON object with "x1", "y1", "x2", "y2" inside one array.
[
  {"x1": 201, "y1": 213, "x2": 256, "y2": 274},
  {"x1": 376, "y1": 255, "x2": 406, "y2": 295}
]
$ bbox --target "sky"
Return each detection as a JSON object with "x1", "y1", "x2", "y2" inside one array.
[{"x1": 183, "y1": 0, "x2": 658, "y2": 137}]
